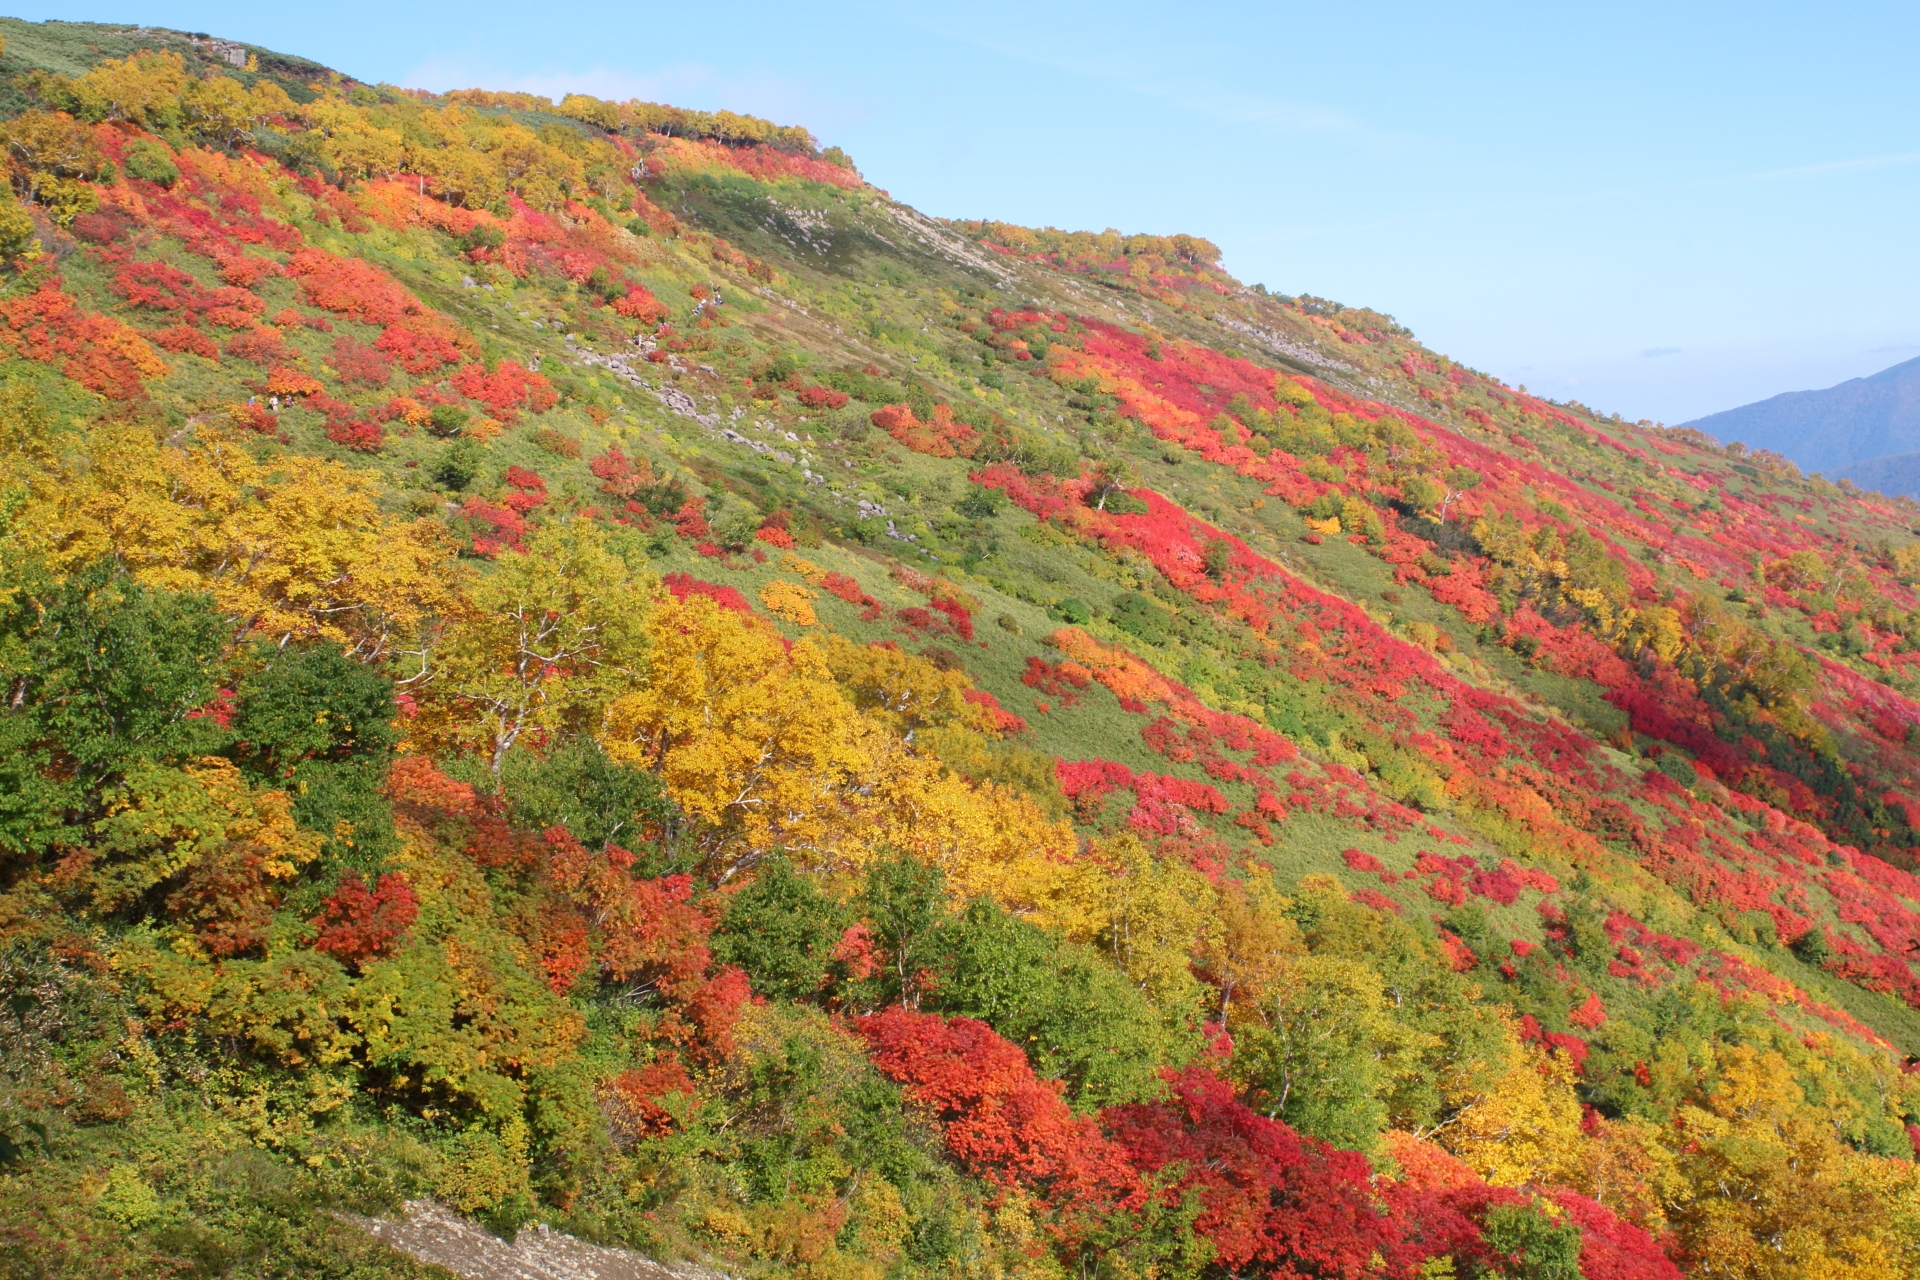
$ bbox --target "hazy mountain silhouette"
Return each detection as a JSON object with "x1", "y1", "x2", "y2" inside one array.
[
  {"x1": 1833, "y1": 450, "x2": 1920, "y2": 500},
  {"x1": 1683, "y1": 354, "x2": 1920, "y2": 474}
]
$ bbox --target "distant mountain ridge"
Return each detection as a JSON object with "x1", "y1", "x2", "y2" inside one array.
[
  {"x1": 1689, "y1": 353, "x2": 1920, "y2": 474},
  {"x1": 1834, "y1": 449, "x2": 1920, "y2": 500},
  {"x1": 1682, "y1": 353, "x2": 1920, "y2": 474}
]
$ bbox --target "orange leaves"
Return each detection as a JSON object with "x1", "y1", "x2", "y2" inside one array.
[
  {"x1": 265, "y1": 366, "x2": 324, "y2": 398},
  {"x1": 645, "y1": 135, "x2": 864, "y2": 191},
  {"x1": 611, "y1": 284, "x2": 667, "y2": 323},
  {"x1": 329, "y1": 335, "x2": 392, "y2": 388},
  {"x1": 375, "y1": 323, "x2": 464, "y2": 374},
  {"x1": 870, "y1": 403, "x2": 978, "y2": 458},
  {"x1": 0, "y1": 285, "x2": 167, "y2": 399},
  {"x1": 589, "y1": 445, "x2": 652, "y2": 496},
  {"x1": 152, "y1": 324, "x2": 218, "y2": 359},
  {"x1": 284, "y1": 247, "x2": 417, "y2": 325},
  {"x1": 222, "y1": 325, "x2": 289, "y2": 365},
  {"x1": 111, "y1": 258, "x2": 267, "y2": 328},
  {"x1": 450, "y1": 360, "x2": 557, "y2": 423},
  {"x1": 284, "y1": 247, "x2": 478, "y2": 369},
  {"x1": 228, "y1": 401, "x2": 277, "y2": 435}
]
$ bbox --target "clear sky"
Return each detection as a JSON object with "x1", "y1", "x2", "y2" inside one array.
[{"x1": 14, "y1": 1, "x2": 1919, "y2": 424}]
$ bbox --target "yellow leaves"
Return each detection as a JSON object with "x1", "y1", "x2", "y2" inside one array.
[
  {"x1": 113, "y1": 940, "x2": 359, "y2": 1069},
  {"x1": 302, "y1": 99, "x2": 405, "y2": 180},
  {"x1": 1443, "y1": 1033, "x2": 1585, "y2": 1189},
  {"x1": 1275, "y1": 377, "x2": 1318, "y2": 407},
  {"x1": 860, "y1": 743, "x2": 1074, "y2": 907},
  {"x1": 1340, "y1": 496, "x2": 1384, "y2": 542},
  {"x1": 1573, "y1": 1113, "x2": 1684, "y2": 1236},
  {"x1": 1664, "y1": 1045, "x2": 1919, "y2": 1280},
  {"x1": 66, "y1": 51, "x2": 190, "y2": 127},
  {"x1": 1044, "y1": 833, "x2": 1216, "y2": 1014},
  {"x1": 815, "y1": 633, "x2": 994, "y2": 736},
  {"x1": 603, "y1": 593, "x2": 871, "y2": 874},
  {"x1": 442, "y1": 1115, "x2": 534, "y2": 1216},
  {"x1": 91, "y1": 757, "x2": 320, "y2": 913},
  {"x1": 759, "y1": 579, "x2": 819, "y2": 627},
  {"x1": 1305, "y1": 515, "x2": 1342, "y2": 535},
  {"x1": 1891, "y1": 542, "x2": 1920, "y2": 587},
  {"x1": 602, "y1": 595, "x2": 1072, "y2": 896},
  {"x1": 14, "y1": 427, "x2": 458, "y2": 661},
  {"x1": 1197, "y1": 875, "x2": 1303, "y2": 1023},
  {"x1": 780, "y1": 552, "x2": 827, "y2": 584},
  {"x1": 416, "y1": 521, "x2": 651, "y2": 773},
  {"x1": 488, "y1": 122, "x2": 586, "y2": 211}
]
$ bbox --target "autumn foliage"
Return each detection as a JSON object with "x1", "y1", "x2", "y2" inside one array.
[{"x1": 4, "y1": 36, "x2": 1920, "y2": 1280}]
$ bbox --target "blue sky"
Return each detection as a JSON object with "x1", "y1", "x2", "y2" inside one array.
[{"x1": 15, "y1": 1, "x2": 1919, "y2": 423}]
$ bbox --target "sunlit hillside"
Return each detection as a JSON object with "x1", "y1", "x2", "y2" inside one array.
[{"x1": 3, "y1": 20, "x2": 1920, "y2": 1280}]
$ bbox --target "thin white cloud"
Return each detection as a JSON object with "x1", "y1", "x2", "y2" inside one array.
[
  {"x1": 878, "y1": 7, "x2": 1377, "y2": 145},
  {"x1": 1740, "y1": 150, "x2": 1920, "y2": 184},
  {"x1": 1235, "y1": 144, "x2": 1920, "y2": 247}
]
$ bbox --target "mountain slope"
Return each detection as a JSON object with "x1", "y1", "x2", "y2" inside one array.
[
  {"x1": 1682, "y1": 353, "x2": 1920, "y2": 474},
  {"x1": 1835, "y1": 448, "x2": 1920, "y2": 500},
  {"x1": 3, "y1": 20, "x2": 1920, "y2": 1280}
]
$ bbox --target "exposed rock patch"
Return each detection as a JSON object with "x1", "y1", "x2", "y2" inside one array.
[{"x1": 347, "y1": 1200, "x2": 733, "y2": 1280}]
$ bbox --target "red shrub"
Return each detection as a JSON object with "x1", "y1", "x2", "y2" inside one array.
[
  {"x1": 1543, "y1": 1188, "x2": 1684, "y2": 1280},
  {"x1": 612, "y1": 285, "x2": 667, "y2": 323},
  {"x1": 331, "y1": 335, "x2": 393, "y2": 387},
  {"x1": 223, "y1": 325, "x2": 289, "y2": 365},
  {"x1": 1104, "y1": 1067, "x2": 1395, "y2": 1279},
  {"x1": 871, "y1": 402, "x2": 978, "y2": 458},
  {"x1": 755, "y1": 525, "x2": 796, "y2": 549},
  {"x1": 541, "y1": 828, "x2": 744, "y2": 1057},
  {"x1": 450, "y1": 360, "x2": 557, "y2": 423},
  {"x1": 0, "y1": 285, "x2": 167, "y2": 400},
  {"x1": 797, "y1": 384, "x2": 849, "y2": 409},
  {"x1": 311, "y1": 872, "x2": 420, "y2": 965},
  {"x1": 151, "y1": 324, "x2": 219, "y2": 359},
  {"x1": 376, "y1": 323, "x2": 464, "y2": 373},
  {"x1": 603, "y1": 1058, "x2": 696, "y2": 1139},
  {"x1": 284, "y1": 247, "x2": 418, "y2": 325},
  {"x1": 459, "y1": 498, "x2": 528, "y2": 556},
  {"x1": 662, "y1": 571, "x2": 753, "y2": 615},
  {"x1": 856, "y1": 1008, "x2": 1145, "y2": 1240}
]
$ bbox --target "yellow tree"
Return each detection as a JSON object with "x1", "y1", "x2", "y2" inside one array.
[
  {"x1": 1195, "y1": 875, "x2": 1303, "y2": 1026},
  {"x1": 89, "y1": 756, "x2": 320, "y2": 915},
  {"x1": 1666, "y1": 1045, "x2": 1920, "y2": 1280},
  {"x1": 1045, "y1": 832, "x2": 1218, "y2": 1017},
  {"x1": 13, "y1": 427, "x2": 458, "y2": 662},
  {"x1": 600, "y1": 593, "x2": 874, "y2": 877},
  {"x1": 417, "y1": 521, "x2": 650, "y2": 774},
  {"x1": 601, "y1": 595, "x2": 1076, "y2": 894},
  {"x1": 861, "y1": 741, "x2": 1075, "y2": 907},
  {"x1": 64, "y1": 51, "x2": 190, "y2": 127},
  {"x1": 814, "y1": 634, "x2": 993, "y2": 738},
  {"x1": 1442, "y1": 1031, "x2": 1586, "y2": 1189}
]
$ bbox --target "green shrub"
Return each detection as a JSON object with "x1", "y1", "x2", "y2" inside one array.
[{"x1": 122, "y1": 139, "x2": 180, "y2": 187}]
